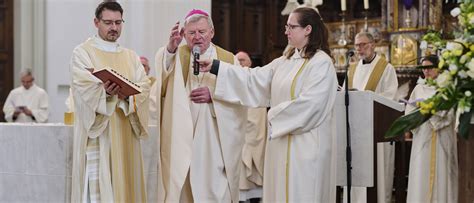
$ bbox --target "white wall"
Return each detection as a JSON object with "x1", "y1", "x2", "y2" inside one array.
[
  {"x1": 39, "y1": 0, "x2": 211, "y2": 122},
  {"x1": 14, "y1": 0, "x2": 46, "y2": 88}
]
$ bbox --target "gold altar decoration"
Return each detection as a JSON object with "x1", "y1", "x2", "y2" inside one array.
[{"x1": 390, "y1": 34, "x2": 417, "y2": 66}]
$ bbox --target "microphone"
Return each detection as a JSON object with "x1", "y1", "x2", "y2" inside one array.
[
  {"x1": 347, "y1": 49, "x2": 355, "y2": 58},
  {"x1": 192, "y1": 45, "x2": 200, "y2": 75}
]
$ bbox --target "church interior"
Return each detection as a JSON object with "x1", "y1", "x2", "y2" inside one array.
[{"x1": 0, "y1": 0, "x2": 473, "y2": 202}]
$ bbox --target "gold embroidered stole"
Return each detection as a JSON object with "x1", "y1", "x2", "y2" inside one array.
[{"x1": 348, "y1": 55, "x2": 388, "y2": 91}]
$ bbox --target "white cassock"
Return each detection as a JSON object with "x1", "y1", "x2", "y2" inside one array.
[
  {"x1": 155, "y1": 44, "x2": 247, "y2": 203},
  {"x1": 3, "y1": 84, "x2": 49, "y2": 123},
  {"x1": 213, "y1": 50, "x2": 338, "y2": 202},
  {"x1": 344, "y1": 54, "x2": 398, "y2": 203},
  {"x1": 239, "y1": 107, "x2": 267, "y2": 200},
  {"x1": 405, "y1": 84, "x2": 458, "y2": 203}
]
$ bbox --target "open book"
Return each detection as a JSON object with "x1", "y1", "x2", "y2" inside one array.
[{"x1": 93, "y1": 68, "x2": 142, "y2": 97}]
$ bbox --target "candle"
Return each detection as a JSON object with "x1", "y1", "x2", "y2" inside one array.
[
  {"x1": 364, "y1": 0, "x2": 369, "y2": 9},
  {"x1": 341, "y1": 0, "x2": 346, "y2": 11}
]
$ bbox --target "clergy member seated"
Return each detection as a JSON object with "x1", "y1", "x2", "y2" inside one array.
[
  {"x1": 3, "y1": 68, "x2": 49, "y2": 123},
  {"x1": 154, "y1": 9, "x2": 247, "y2": 203},
  {"x1": 405, "y1": 55, "x2": 458, "y2": 203}
]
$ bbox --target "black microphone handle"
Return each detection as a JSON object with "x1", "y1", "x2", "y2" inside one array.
[{"x1": 194, "y1": 53, "x2": 200, "y2": 75}]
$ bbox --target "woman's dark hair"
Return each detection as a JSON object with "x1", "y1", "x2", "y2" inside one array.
[
  {"x1": 95, "y1": 1, "x2": 123, "y2": 19},
  {"x1": 284, "y1": 7, "x2": 331, "y2": 59},
  {"x1": 421, "y1": 55, "x2": 439, "y2": 66}
]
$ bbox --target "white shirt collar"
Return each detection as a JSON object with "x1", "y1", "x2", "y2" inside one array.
[
  {"x1": 21, "y1": 84, "x2": 36, "y2": 92},
  {"x1": 191, "y1": 44, "x2": 216, "y2": 60},
  {"x1": 291, "y1": 48, "x2": 303, "y2": 59},
  {"x1": 92, "y1": 35, "x2": 120, "y2": 52},
  {"x1": 201, "y1": 44, "x2": 215, "y2": 57}
]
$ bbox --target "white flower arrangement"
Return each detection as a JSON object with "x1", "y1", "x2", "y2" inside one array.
[{"x1": 387, "y1": 0, "x2": 474, "y2": 139}]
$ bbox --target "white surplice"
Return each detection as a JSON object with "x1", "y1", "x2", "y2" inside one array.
[
  {"x1": 214, "y1": 50, "x2": 338, "y2": 202},
  {"x1": 344, "y1": 54, "x2": 399, "y2": 203},
  {"x1": 405, "y1": 84, "x2": 458, "y2": 203},
  {"x1": 155, "y1": 44, "x2": 247, "y2": 203},
  {"x1": 3, "y1": 84, "x2": 49, "y2": 123}
]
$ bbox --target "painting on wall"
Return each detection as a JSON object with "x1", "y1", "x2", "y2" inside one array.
[{"x1": 389, "y1": 31, "x2": 423, "y2": 67}]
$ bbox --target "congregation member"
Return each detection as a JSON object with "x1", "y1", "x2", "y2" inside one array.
[
  {"x1": 199, "y1": 7, "x2": 338, "y2": 202},
  {"x1": 70, "y1": 2, "x2": 150, "y2": 202},
  {"x1": 154, "y1": 9, "x2": 247, "y2": 202},
  {"x1": 3, "y1": 68, "x2": 49, "y2": 123}
]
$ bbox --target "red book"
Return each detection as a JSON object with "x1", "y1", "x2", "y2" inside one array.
[{"x1": 93, "y1": 68, "x2": 142, "y2": 97}]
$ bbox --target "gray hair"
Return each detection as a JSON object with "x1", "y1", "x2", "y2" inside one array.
[
  {"x1": 184, "y1": 14, "x2": 214, "y2": 30},
  {"x1": 19, "y1": 68, "x2": 33, "y2": 78},
  {"x1": 355, "y1": 32, "x2": 375, "y2": 42}
]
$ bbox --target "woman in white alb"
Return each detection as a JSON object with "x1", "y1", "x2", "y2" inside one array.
[
  {"x1": 406, "y1": 55, "x2": 458, "y2": 203},
  {"x1": 199, "y1": 7, "x2": 337, "y2": 202}
]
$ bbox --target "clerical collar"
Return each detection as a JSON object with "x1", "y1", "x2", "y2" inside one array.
[
  {"x1": 92, "y1": 35, "x2": 120, "y2": 52},
  {"x1": 362, "y1": 54, "x2": 377, "y2": 64}
]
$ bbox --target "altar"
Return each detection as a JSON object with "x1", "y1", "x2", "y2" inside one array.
[{"x1": 0, "y1": 123, "x2": 159, "y2": 202}]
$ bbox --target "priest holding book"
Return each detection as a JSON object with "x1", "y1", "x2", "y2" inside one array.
[{"x1": 70, "y1": 2, "x2": 150, "y2": 203}]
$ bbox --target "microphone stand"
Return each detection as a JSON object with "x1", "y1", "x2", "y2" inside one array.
[{"x1": 344, "y1": 53, "x2": 353, "y2": 203}]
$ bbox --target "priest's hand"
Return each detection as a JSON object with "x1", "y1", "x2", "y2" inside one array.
[
  {"x1": 104, "y1": 80, "x2": 121, "y2": 96},
  {"x1": 190, "y1": 87, "x2": 212, "y2": 103},
  {"x1": 118, "y1": 93, "x2": 127, "y2": 101},
  {"x1": 198, "y1": 59, "x2": 212, "y2": 72},
  {"x1": 13, "y1": 108, "x2": 22, "y2": 117},
  {"x1": 167, "y1": 22, "x2": 184, "y2": 53},
  {"x1": 22, "y1": 107, "x2": 33, "y2": 117}
]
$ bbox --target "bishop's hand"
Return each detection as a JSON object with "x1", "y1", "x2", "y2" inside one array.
[
  {"x1": 167, "y1": 22, "x2": 184, "y2": 53},
  {"x1": 190, "y1": 87, "x2": 212, "y2": 103}
]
